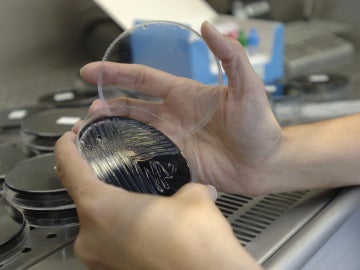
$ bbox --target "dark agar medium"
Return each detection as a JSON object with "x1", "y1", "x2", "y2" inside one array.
[
  {"x1": 288, "y1": 73, "x2": 350, "y2": 102},
  {"x1": 3, "y1": 153, "x2": 78, "y2": 227},
  {"x1": 78, "y1": 116, "x2": 192, "y2": 196},
  {"x1": 0, "y1": 201, "x2": 28, "y2": 264},
  {"x1": 0, "y1": 143, "x2": 27, "y2": 185},
  {"x1": 0, "y1": 106, "x2": 46, "y2": 130},
  {"x1": 38, "y1": 87, "x2": 98, "y2": 108},
  {"x1": 20, "y1": 107, "x2": 88, "y2": 155}
]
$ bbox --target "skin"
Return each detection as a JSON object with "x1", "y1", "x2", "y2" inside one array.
[
  {"x1": 75, "y1": 21, "x2": 282, "y2": 195},
  {"x1": 56, "y1": 132, "x2": 260, "y2": 269},
  {"x1": 55, "y1": 21, "x2": 360, "y2": 269}
]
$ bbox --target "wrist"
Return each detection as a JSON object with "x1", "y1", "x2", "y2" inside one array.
[{"x1": 255, "y1": 128, "x2": 296, "y2": 194}]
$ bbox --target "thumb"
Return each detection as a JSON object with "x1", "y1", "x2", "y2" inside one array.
[
  {"x1": 201, "y1": 21, "x2": 264, "y2": 99},
  {"x1": 174, "y1": 182, "x2": 218, "y2": 203}
]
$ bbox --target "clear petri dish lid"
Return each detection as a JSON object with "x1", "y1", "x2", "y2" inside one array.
[{"x1": 96, "y1": 20, "x2": 223, "y2": 140}]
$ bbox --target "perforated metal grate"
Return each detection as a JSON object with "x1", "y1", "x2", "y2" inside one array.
[{"x1": 216, "y1": 191, "x2": 309, "y2": 246}]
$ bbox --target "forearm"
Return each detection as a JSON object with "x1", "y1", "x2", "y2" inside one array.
[
  {"x1": 262, "y1": 114, "x2": 360, "y2": 193},
  {"x1": 180, "y1": 231, "x2": 262, "y2": 270}
]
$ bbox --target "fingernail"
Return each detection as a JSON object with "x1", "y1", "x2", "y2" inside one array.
[
  {"x1": 206, "y1": 185, "x2": 218, "y2": 201},
  {"x1": 71, "y1": 120, "x2": 83, "y2": 134},
  {"x1": 203, "y1": 21, "x2": 221, "y2": 35},
  {"x1": 79, "y1": 66, "x2": 85, "y2": 75}
]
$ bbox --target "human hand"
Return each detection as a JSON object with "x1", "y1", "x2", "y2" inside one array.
[
  {"x1": 78, "y1": 21, "x2": 282, "y2": 195},
  {"x1": 54, "y1": 131, "x2": 261, "y2": 270}
]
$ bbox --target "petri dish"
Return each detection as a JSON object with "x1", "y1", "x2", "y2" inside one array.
[
  {"x1": 38, "y1": 87, "x2": 98, "y2": 108},
  {"x1": 0, "y1": 143, "x2": 27, "y2": 182},
  {"x1": 288, "y1": 73, "x2": 350, "y2": 102},
  {"x1": 77, "y1": 21, "x2": 223, "y2": 195},
  {"x1": 0, "y1": 202, "x2": 28, "y2": 262},
  {"x1": 4, "y1": 154, "x2": 72, "y2": 204},
  {"x1": 97, "y1": 20, "x2": 223, "y2": 138},
  {"x1": 78, "y1": 115, "x2": 191, "y2": 196},
  {"x1": 4, "y1": 154, "x2": 77, "y2": 227},
  {"x1": 21, "y1": 107, "x2": 88, "y2": 137},
  {"x1": 21, "y1": 107, "x2": 88, "y2": 155},
  {"x1": 0, "y1": 106, "x2": 46, "y2": 130}
]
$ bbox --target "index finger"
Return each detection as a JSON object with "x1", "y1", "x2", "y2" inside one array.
[
  {"x1": 54, "y1": 131, "x2": 103, "y2": 203},
  {"x1": 80, "y1": 62, "x2": 200, "y2": 99}
]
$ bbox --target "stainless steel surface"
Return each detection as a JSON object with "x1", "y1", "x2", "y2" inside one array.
[
  {"x1": 27, "y1": 244, "x2": 87, "y2": 270},
  {"x1": 216, "y1": 188, "x2": 340, "y2": 263},
  {"x1": 303, "y1": 206, "x2": 360, "y2": 270},
  {"x1": 0, "y1": 196, "x2": 83, "y2": 270},
  {"x1": 263, "y1": 187, "x2": 360, "y2": 269}
]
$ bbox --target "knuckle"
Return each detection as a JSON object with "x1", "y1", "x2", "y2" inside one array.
[
  {"x1": 54, "y1": 159, "x2": 64, "y2": 180},
  {"x1": 73, "y1": 237, "x2": 86, "y2": 259},
  {"x1": 73, "y1": 237, "x2": 97, "y2": 267},
  {"x1": 133, "y1": 64, "x2": 146, "y2": 90}
]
